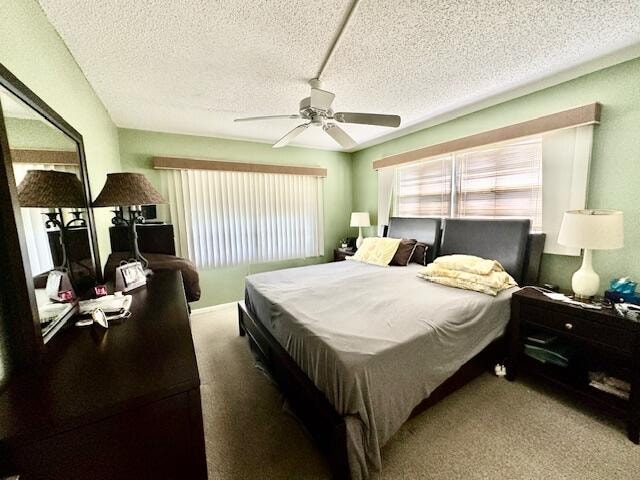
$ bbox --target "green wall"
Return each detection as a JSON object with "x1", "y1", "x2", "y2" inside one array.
[
  {"x1": 1, "y1": 0, "x2": 122, "y2": 266},
  {"x1": 352, "y1": 57, "x2": 640, "y2": 292},
  {"x1": 118, "y1": 128, "x2": 353, "y2": 308},
  {"x1": 4, "y1": 117, "x2": 77, "y2": 150}
]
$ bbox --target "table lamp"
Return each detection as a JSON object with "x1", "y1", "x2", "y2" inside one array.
[
  {"x1": 92, "y1": 173, "x2": 166, "y2": 272},
  {"x1": 350, "y1": 212, "x2": 370, "y2": 249},
  {"x1": 17, "y1": 170, "x2": 87, "y2": 298},
  {"x1": 557, "y1": 209, "x2": 623, "y2": 298}
]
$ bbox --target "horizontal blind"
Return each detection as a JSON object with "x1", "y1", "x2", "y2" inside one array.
[
  {"x1": 395, "y1": 154, "x2": 452, "y2": 217},
  {"x1": 161, "y1": 169, "x2": 324, "y2": 268},
  {"x1": 455, "y1": 138, "x2": 542, "y2": 230}
]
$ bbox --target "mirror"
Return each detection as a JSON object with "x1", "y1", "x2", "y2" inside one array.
[{"x1": 0, "y1": 81, "x2": 99, "y2": 343}]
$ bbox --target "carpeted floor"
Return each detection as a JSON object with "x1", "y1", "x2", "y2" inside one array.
[{"x1": 191, "y1": 304, "x2": 640, "y2": 480}]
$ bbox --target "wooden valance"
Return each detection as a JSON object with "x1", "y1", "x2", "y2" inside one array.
[
  {"x1": 153, "y1": 156, "x2": 327, "y2": 177},
  {"x1": 373, "y1": 102, "x2": 601, "y2": 170},
  {"x1": 10, "y1": 148, "x2": 79, "y2": 165}
]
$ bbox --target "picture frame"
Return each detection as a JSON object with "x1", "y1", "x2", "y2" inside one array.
[{"x1": 115, "y1": 261, "x2": 147, "y2": 292}]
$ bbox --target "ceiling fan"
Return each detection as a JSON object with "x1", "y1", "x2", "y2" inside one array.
[{"x1": 234, "y1": 79, "x2": 401, "y2": 149}]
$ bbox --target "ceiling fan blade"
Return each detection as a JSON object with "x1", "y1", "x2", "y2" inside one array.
[
  {"x1": 273, "y1": 123, "x2": 310, "y2": 148},
  {"x1": 234, "y1": 114, "x2": 301, "y2": 122},
  {"x1": 333, "y1": 112, "x2": 401, "y2": 127},
  {"x1": 323, "y1": 124, "x2": 357, "y2": 149},
  {"x1": 310, "y1": 88, "x2": 335, "y2": 111}
]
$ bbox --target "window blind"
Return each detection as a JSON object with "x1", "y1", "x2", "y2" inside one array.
[
  {"x1": 392, "y1": 138, "x2": 543, "y2": 230},
  {"x1": 395, "y1": 154, "x2": 453, "y2": 217},
  {"x1": 387, "y1": 127, "x2": 593, "y2": 254},
  {"x1": 161, "y1": 169, "x2": 324, "y2": 269},
  {"x1": 455, "y1": 139, "x2": 542, "y2": 230}
]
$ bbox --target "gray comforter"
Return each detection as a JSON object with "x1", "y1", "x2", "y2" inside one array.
[{"x1": 245, "y1": 260, "x2": 515, "y2": 479}]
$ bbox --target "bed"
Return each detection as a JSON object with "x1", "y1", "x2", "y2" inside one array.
[{"x1": 239, "y1": 218, "x2": 545, "y2": 479}]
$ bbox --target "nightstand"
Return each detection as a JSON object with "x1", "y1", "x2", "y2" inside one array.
[
  {"x1": 507, "y1": 288, "x2": 640, "y2": 443},
  {"x1": 334, "y1": 248, "x2": 356, "y2": 262}
]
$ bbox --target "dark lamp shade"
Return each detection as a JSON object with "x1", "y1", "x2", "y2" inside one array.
[
  {"x1": 92, "y1": 172, "x2": 166, "y2": 207},
  {"x1": 17, "y1": 170, "x2": 86, "y2": 208}
]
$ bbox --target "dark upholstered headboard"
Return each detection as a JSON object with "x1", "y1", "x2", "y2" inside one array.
[
  {"x1": 383, "y1": 217, "x2": 545, "y2": 285},
  {"x1": 521, "y1": 233, "x2": 546, "y2": 286},
  {"x1": 385, "y1": 217, "x2": 442, "y2": 263},
  {"x1": 440, "y1": 219, "x2": 535, "y2": 285},
  {"x1": 110, "y1": 224, "x2": 176, "y2": 255}
]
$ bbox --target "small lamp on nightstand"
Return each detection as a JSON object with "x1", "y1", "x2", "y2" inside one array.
[
  {"x1": 558, "y1": 209, "x2": 624, "y2": 299},
  {"x1": 350, "y1": 212, "x2": 370, "y2": 249}
]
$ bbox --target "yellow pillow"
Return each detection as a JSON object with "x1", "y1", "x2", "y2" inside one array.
[
  {"x1": 419, "y1": 264, "x2": 517, "y2": 290},
  {"x1": 349, "y1": 237, "x2": 401, "y2": 266},
  {"x1": 433, "y1": 254, "x2": 505, "y2": 275}
]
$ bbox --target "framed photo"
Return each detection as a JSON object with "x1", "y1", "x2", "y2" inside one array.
[{"x1": 115, "y1": 261, "x2": 147, "y2": 292}]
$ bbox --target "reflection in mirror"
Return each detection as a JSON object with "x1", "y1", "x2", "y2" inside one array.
[{"x1": 0, "y1": 84, "x2": 95, "y2": 342}]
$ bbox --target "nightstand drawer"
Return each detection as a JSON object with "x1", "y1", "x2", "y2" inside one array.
[{"x1": 521, "y1": 305, "x2": 633, "y2": 354}]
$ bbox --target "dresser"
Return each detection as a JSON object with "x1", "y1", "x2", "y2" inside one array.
[
  {"x1": 0, "y1": 270, "x2": 207, "y2": 479},
  {"x1": 507, "y1": 288, "x2": 640, "y2": 443}
]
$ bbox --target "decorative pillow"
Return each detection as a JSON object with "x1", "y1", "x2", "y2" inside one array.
[
  {"x1": 417, "y1": 274, "x2": 501, "y2": 296},
  {"x1": 349, "y1": 237, "x2": 401, "y2": 267},
  {"x1": 419, "y1": 264, "x2": 517, "y2": 290},
  {"x1": 433, "y1": 254, "x2": 506, "y2": 275},
  {"x1": 417, "y1": 255, "x2": 517, "y2": 296},
  {"x1": 410, "y1": 242, "x2": 429, "y2": 266},
  {"x1": 390, "y1": 239, "x2": 418, "y2": 266}
]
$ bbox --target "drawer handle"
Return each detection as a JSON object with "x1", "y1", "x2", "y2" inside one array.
[{"x1": 564, "y1": 323, "x2": 573, "y2": 330}]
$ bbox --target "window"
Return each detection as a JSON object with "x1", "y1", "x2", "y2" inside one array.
[
  {"x1": 396, "y1": 154, "x2": 452, "y2": 217},
  {"x1": 394, "y1": 137, "x2": 542, "y2": 230},
  {"x1": 161, "y1": 169, "x2": 324, "y2": 268}
]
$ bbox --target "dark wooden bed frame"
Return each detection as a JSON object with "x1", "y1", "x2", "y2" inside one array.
[{"x1": 238, "y1": 218, "x2": 545, "y2": 479}]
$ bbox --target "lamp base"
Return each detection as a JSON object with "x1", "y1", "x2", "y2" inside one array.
[
  {"x1": 571, "y1": 249, "x2": 600, "y2": 299},
  {"x1": 356, "y1": 227, "x2": 364, "y2": 249}
]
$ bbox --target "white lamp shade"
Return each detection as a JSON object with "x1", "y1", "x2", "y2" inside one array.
[
  {"x1": 557, "y1": 209, "x2": 623, "y2": 250},
  {"x1": 350, "y1": 212, "x2": 371, "y2": 228}
]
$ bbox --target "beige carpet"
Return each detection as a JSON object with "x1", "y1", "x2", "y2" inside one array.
[{"x1": 191, "y1": 304, "x2": 640, "y2": 480}]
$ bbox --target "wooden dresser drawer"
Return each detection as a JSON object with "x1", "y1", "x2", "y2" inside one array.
[
  {"x1": 521, "y1": 305, "x2": 633, "y2": 354},
  {"x1": 5, "y1": 391, "x2": 203, "y2": 480}
]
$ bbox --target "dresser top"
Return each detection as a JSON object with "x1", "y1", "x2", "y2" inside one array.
[
  {"x1": 513, "y1": 287, "x2": 640, "y2": 330},
  {"x1": 0, "y1": 270, "x2": 200, "y2": 446}
]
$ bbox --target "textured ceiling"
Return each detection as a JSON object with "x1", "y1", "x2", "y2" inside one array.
[{"x1": 38, "y1": 0, "x2": 640, "y2": 151}]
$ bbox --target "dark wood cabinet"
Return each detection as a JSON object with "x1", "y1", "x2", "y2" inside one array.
[
  {"x1": 0, "y1": 271, "x2": 207, "y2": 479},
  {"x1": 507, "y1": 288, "x2": 640, "y2": 443}
]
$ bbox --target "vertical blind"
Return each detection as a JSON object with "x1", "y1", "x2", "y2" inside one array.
[
  {"x1": 394, "y1": 137, "x2": 543, "y2": 230},
  {"x1": 161, "y1": 169, "x2": 324, "y2": 269}
]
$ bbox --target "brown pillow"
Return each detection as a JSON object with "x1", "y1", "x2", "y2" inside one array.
[
  {"x1": 410, "y1": 242, "x2": 429, "y2": 266},
  {"x1": 390, "y1": 239, "x2": 418, "y2": 266}
]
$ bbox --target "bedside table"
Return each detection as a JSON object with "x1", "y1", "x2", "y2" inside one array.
[
  {"x1": 506, "y1": 288, "x2": 640, "y2": 443},
  {"x1": 334, "y1": 248, "x2": 356, "y2": 262}
]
